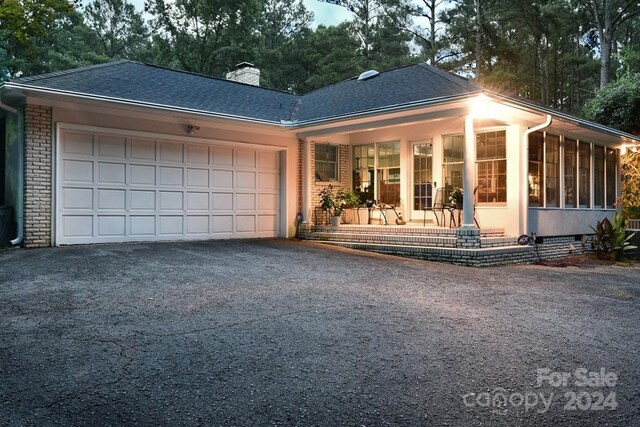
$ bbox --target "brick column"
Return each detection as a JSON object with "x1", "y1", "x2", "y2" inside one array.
[
  {"x1": 456, "y1": 228, "x2": 481, "y2": 248},
  {"x1": 24, "y1": 105, "x2": 53, "y2": 248}
]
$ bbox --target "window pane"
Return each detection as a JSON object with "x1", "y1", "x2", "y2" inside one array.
[
  {"x1": 593, "y1": 145, "x2": 605, "y2": 208},
  {"x1": 353, "y1": 144, "x2": 374, "y2": 202},
  {"x1": 315, "y1": 144, "x2": 338, "y2": 181},
  {"x1": 564, "y1": 138, "x2": 577, "y2": 208},
  {"x1": 528, "y1": 132, "x2": 543, "y2": 206},
  {"x1": 413, "y1": 142, "x2": 433, "y2": 210},
  {"x1": 443, "y1": 135, "x2": 464, "y2": 163},
  {"x1": 579, "y1": 142, "x2": 591, "y2": 208},
  {"x1": 377, "y1": 142, "x2": 401, "y2": 204},
  {"x1": 606, "y1": 148, "x2": 617, "y2": 209},
  {"x1": 476, "y1": 130, "x2": 507, "y2": 203},
  {"x1": 545, "y1": 134, "x2": 560, "y2": 207}
]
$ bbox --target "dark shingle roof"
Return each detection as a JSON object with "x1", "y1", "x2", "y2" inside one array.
[
  {"x1": 294, "y1": 64, "x2": 481, "y2": 122},
  {"x1": 10, "y1": 60, "x2": 299, "y2": 123},
  {"x1": 8, "y1": 60, "x2": 482, "y2": 124}
]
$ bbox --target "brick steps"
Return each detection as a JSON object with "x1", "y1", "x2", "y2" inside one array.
[
  {"x1": 318, "y1": 241, "x2": 535, "y2": 267},
  {"x1": 311, "y1": 224, "x2": 505, "y2": 238},
  {"x1": 306, "y1": 231, "x2": 458, "y2": 248}
]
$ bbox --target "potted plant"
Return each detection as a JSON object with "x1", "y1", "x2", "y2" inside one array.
[
  {"x1": 449, "y1": 186, "x2": 464, "y2": 209},
  {"x1": 336, "y1": 188, "x2": 361, "y2": 224},
  {"x1": 318, "y1": 185, "x2": 338, "y2": 225}
]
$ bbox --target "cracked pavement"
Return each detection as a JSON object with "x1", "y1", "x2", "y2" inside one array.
[{"x1": 1, "y1": 239, "x2": 639, "y2": 426}]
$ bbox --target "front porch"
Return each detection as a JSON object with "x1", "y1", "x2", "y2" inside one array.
[{"x1": 299, "y1": 223, "x2": 535, "y2": 267}]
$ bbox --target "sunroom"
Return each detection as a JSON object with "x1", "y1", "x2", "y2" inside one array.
[{"x1": 298, "y1": 94, "x2": 626, "y2": 244}]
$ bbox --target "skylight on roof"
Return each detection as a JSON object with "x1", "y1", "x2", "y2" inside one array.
[{"x1": 358, "y1": 70, "x2": 379, "y2": 81}]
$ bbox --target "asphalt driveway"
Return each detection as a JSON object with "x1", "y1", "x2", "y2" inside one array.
[{"x1": 1, "y1": 239, "x2": 639, "y2": 426}]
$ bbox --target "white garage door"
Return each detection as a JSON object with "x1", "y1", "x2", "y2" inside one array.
[{"x1": 56, "y1": 127, "x2": 281, "y2": 245}]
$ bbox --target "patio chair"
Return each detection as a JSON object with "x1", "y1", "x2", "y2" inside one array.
[{"x1": 423, "y1": 186, "x2": 444, "y2": 226}]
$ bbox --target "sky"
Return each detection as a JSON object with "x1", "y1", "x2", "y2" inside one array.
[{"x1": 127, "y1": 0, "x2": 353, "y2": 28}]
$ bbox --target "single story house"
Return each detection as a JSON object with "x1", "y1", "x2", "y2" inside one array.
[{"x1": 1, "y1": 60, "x2": 639, "y2": 264}]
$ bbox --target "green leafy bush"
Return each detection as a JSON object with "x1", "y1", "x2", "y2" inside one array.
[{"x1": 591, "y1": 213, "x2": 637, "y2": 261}]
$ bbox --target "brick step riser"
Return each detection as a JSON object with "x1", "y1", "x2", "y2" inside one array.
[
  {"x1": 305, "y1": 233, "x2": 458, "y2": 248},
  {"x1": 308, "y1": 226, "x2": 505, "y2": 238}
]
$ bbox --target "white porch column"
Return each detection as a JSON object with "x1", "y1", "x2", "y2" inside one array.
[
  {"x1": 302, "y1": 139, "x2": 312, "y2": 223},
  {"x1": 462, "y1": 115, "x2": 476, "y2": 227}
]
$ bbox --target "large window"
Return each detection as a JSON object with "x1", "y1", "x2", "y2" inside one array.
[
  {"x1": 606, "y1": 148, "x2": 617, "y2": 209},
  {"x1": 352, "y1": 141, "x2": 401, "y2": 205},
  {"x1": 315, "y1": 144, "x2": 338, "y2": 181},
  {"x1": 593, "y1": 145, "x2": 605, "y2": 208},
  {"x1": 476, "y1": 130, "x2": 507, "y2": 203},
  {"x1": 545, "y1": 134, "x2": 560, "y2": 207},
  {"x1": 528, "y1": 132, "x2": 559, "y2": 207},
  {"x1": 579, "y1": 141, "x2": 591, "y2": 208},
  {"x1": 352, "y1": 144, "x2": 374, "y2": 203},
  {"x1": 564, "y1": 138, "x2": 577, "y2": 208},
  {"x1": 413, "y1": 141, "x2": 433, "y2": 210},
  {"x1": 443, "y1": 135, "x2": 464, "y2": 189},
  {"x1": 377, "y1": 142, "x2": 401, "y2": 205},
  {"x1": 528, "y1": 132, "x2": 543, "y2": 206}
]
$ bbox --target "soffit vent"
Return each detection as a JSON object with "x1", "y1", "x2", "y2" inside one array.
[{"x1": 357, "y1": 70, "x2": 380, "y2": 81}]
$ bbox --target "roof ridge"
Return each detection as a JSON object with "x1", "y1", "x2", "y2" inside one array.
[
  {"x1": 417, "y1": 63, "x2": 480, "y2": 90},
  {"x1": 11, "y1": 60, "x2": 132, "y2": 84},
  {"x1": 140, "y1": 62, "x2": 298, "y2": 97}
]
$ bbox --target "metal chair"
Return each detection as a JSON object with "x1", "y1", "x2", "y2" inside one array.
[{"x1": 423, "y1": 186, "x2": 444, "y2": 226}]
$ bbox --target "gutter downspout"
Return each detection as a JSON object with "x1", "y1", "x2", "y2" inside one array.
[
  {"x1": 521, "y1": 114, "x2": 552, "y2": 236},
  {"x1": 0, "y1": 99, "x2": 23, "y2": 246}
]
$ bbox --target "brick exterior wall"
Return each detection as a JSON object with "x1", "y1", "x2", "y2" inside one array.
[
  {"x1": 310, "y1": 142, "x2": 351, "y2": 224},
  {"x1": 24, "y1": 105, "x2": 53, "y2": 248},
  {"x1": 297, "y1": 140, "x2": 304, "y2": 215}
]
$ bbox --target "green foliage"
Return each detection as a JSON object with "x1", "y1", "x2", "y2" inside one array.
[
  {"x1": 318, "y1": 185, "x2": 359, "y2": 217},
  {"x1": 590, "y1": 214, "x2": 637, "y2": 261},
  {"x1": 581, "y1": 73, "x2": 640, "y2": 135},
  {"x1": 146, "y1": 0, "x2": 262, "y2": 77},
  {"x1": 84, "y1": 0, "x2": 151, "y2": 59},
  {"x1": 621, "y1": 151, "x2": 640, "y2": 217}
]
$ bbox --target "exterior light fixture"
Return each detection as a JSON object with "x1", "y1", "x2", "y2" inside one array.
[{"x1": 185, "y1": 125, "x2": 200, "y2": 135}]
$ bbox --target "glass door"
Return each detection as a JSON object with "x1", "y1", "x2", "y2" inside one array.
[{"x1": 411, "y1": 140, "x2": 433, "y2": 220}]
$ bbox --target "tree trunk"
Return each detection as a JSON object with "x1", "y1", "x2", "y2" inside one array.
[
  {"x1": 599, "y1": 0, "x2": 613, "y2": 88},
  {"x1": 429, "y1": 0, "x2": 436, "y2": 65}
]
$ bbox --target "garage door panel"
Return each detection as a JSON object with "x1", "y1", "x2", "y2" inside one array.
[
  {"x1": 212, "y1": 216, "x2": 233, "y2": 233},
  {"x1": 98, "y1": 216, "x2": 126, "y2": 236},
  {"x1": 97, "y1": 162, "x2": 126, "y2": 184},
  {"x1": 131, "y1": 138, "x2": 156, "y2": 161},
  {"x1": 159, "y1": 166, "x2": 183, "y2": 186},
  {"x1": 64, "y1": 160, "x2": 93, "y2": 182},
  {"x1": 98, "y1": 189, "x2": 126, "y2": 210},
  {"x1": 130, "y1": 190, "x2": 155, "y2": 210},
  {"x1": 212, "y1": 192, "x2": 233, "y2": 210},
  {"x1": 131, "y1": 165, "x2": 156, "y2": 185},
  {"x1": 187, "y1": 192, "x2": 209, "y2": 210},
  {"x1": 259, "y1": 215, "x2": 277, "y2": 232},
  {"x1": 64, "y1": 132, "x2": 94, "y2": 156},
  {"x1": 212, "y1": 147, "x2": 233, "y2": 166},
  {"x1": 258, "y1": 151, "x2": 278, "y2": 170},
  {"x1": 159, "y1": 216, "x2": 183, "y2": 235},
  {"x1": 212, "y1": 170, "x2": 233, "y2": 188},
  {"x1": 236, "y1": 149, "x2": 255, "y2": 167},
  {"x1": 130, "y1": 216, "x2": 155, "y2": 235},
  {"x1": 188, "y1": 145, "x2": 209, "y2": 164},
  {"x1": 258, "y1": 194, "x2": 278, "y2": 211},
  {"x1": 236, "y1": 171, "x2": 256, "y2": 189},
  {"x1": 187, "y1": 216, "x2": 209, "y2": 234},
  {"x1": 236, "y1": 193, "x2": 255, "y2": 210},
  {"x1": 98, "y1": 135, "x2": 126, "y2": 158},
  {"x1": 258, "y1": 172, "x2": 278, "y2": 190},
  {"x1": 58, "y1": 128, "x2": 280, "y2": 244},
  {"x1": 63, "y1": 216, "x2": 93, "y2": 237},
  {"x1": 236, "y1": 215, "x2": 255, "y2": 232},
  {"x1": 159, "y1": 191, "x2": 183, "y2": 211},
  {"x1": 63, "y1": 188, "x2": 93, "y2": 209},
  {"x1": 159, "y1": 142, "x2": 184, "y2": 163},
  {"x1": 187, "y1": 168, "x2": 209, "y2": 187}
]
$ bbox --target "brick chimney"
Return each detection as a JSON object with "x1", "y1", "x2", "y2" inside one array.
[{"x1": 226, "y1": 62, "x2": 260, "y2": 86}]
